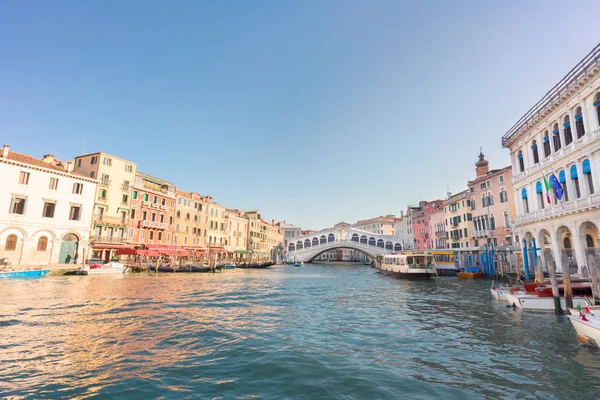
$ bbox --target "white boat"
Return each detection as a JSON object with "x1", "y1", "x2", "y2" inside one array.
[
  {"x1": 76, "y1": 261, "x2": 127, "y2": 275},
  {"x1": 490, "y1": 282, "x2": 525, "y2": 302},
  {"x1": 568, "y1": 305, "x2": 600, "y2": 315},
  {"x1": 567, "y1": 310, "x2": 600, "y2": 348},
  {"x1": 377, "y1": 251, "x2": 436, "y2": 280},
  {"x1": 505, "y1": 292, "x2": 588, "y2": 311}
]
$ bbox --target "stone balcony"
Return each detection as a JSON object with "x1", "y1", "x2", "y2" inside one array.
[
  {"x1": 90, "y1": 235, "x2": 128, "y2": 244},
  {"x1": 471, "y1": 229, "x2": 492, "y2": 238},
  {"x1": 514, "y1": 192, "x2": 600, "y2": 226},
  {"x1": 139, "y1": 220, "x2": 168, "y2": 229}
]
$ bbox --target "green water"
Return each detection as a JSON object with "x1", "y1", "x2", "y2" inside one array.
[{"x1": 1, "y1": 263, "x2": 599, "y2": 399}]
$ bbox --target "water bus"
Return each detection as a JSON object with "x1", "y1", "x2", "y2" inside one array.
[{"x1": 377, "y1": 251, "x2": 436, "y2": 280}]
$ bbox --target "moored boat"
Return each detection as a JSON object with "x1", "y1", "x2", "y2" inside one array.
[
  {"x1": 0, "y1": 269, "x2": 50, "y2": 278},
  {"x1": 491, "y1": 282, "x2": 525, "y2": 301},
  {"x1": 178, "y1": 265, "x2": 212, "y2": 273},
  {"x1": 457, "y1": 267, "x2": 484, "y2": 279},
  {"x1": 76, "y1": 262, "x2": 126, "y2": 275},
  {"x1": 432, "y1": 250, "x2": 458, "y2": 276},
  {"x1": 148, "y1": 265, "x2": 176, "y2": 273},
  {"x1": 505, "y1": 292, "x2": 588, "y2": 311},
  {"x1": 223, "y1": 264, "x2": 236, "y2": 269},
  {"x1": 567, "y1": 306, "x2": 600, "y2": 347},
  {"x1": 293, "y1": 262, "x2": 303, "y2": 267},
  {"x1": 238, "y1": 262, "x2": 274, "y2": 269},
  {"x1": 376, "y1": 251, "x2": 436, "y2": 280}
]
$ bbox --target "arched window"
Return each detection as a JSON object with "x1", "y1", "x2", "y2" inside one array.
[
  {"x1": 586, "y1": 234, "x2": 594, "y2": 248},
  {"x1": 582, "y1": 159, "x2": 594, "y2": 195},
  {"x1": 297, "y1": 241, "x2": 303, "y2": 249},
  {"x1": 563, "y1": 115, "x2": 572, "y2": 145},
  {"x1": 368, "y1": 237, "x2": 376, "y2": 246},
  {"x1": 304, "y1": 239, "x2": 311, "y2": 248},
  {"x1": 320, "y1": 235, "x2": 326, "y2": 244},
  {"x1": 503, "y1": 212, "x2": 510, "y2": 229},
  {"x1": 328, "y1": 233, "x2": 335, "y2": 242},
  {"x1": 536, "y1": 181, "x2": 545, "y2": 209},
  {"x1": 377, "y1": 239, "x2": 384, "y2": 248},
  {"x1": 543, "y1": 130, "x2": 551, "y2": 157},
  {"x1": 595, "y1": 93, "x2": 600, "y2": 127},
  {"x1": 553, "y1": 123, "x2": 562, "y2": 151},
  {"x1": 360, "y1": 235, "x2": 367, "y2": 244},
  {"x1": 570, "y1": 164, "x2": 581, "y2": 198},
  {"x1": 564, "y1": 237, "x2": 572, "y2": 249},
  {"x1": 517, "y1": 150, "x2": 525, "y2": 172},
  {"x1": 351, "y1": 233, "x2": 359, "y2": 242},
  {"x1": 5, "y1": 234, "x2": 17, "y2": 251},
  {"x1": 394, "y1": 243, "x2": 402, "y2": 251},
  {"x1": 288, "y1": 243, "x2": 295, "y2": 251},
  {"x1": 385, "y1": 241, "x2": 393, "y2": 250},
  {"x1": 37, "y1": 236, "x2": 48, "y2": 252},
  {"x1": 531, "y1": 141, "x2": 539, "y2": 164},
  {"x1": 312, "y1": 237, "x2": 319, "y2": 246},
  {"x1": 559, "y1": 170, "x2": 569, "y2": 201},
  {"x1": 575, "y1": 107, "x2": 585, "y2": 138},
  {"x1": 521, "y1": 188, "x2": 529, "y2": 213}
]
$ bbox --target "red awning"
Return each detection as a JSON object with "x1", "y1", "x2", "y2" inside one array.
[
  {"x1": 115, "y1": 248, "x2": 137, "y2": 255},
  {"x1": 93, "y1": 244, "x2": 134, "y2": 250}
]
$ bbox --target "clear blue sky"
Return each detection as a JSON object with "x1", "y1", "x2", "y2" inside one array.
[{"x1": 1, "y1": 1, "x2": 599, "y2": 230}]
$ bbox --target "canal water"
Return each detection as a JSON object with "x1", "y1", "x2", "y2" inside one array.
[{"x1": 1, "y1": 263, "x2": 599, "y2": 399}]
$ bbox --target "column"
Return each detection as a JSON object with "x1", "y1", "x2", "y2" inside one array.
[
  {"x1": 550, "y1": 229, "x2": 564, "y2": 274},
  {"x1": 573, "y1": 223, "x2": 587, "y2": 277}
]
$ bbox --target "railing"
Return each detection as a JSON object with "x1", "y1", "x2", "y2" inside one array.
[
  {"x1": 515, "y1": 192, "x2": 600, "y2": 225},
  {"x1": 502, "y1": 43, "x2": 600, "y2": 146},
  {"x1": 100, "y1": 180, "x2": 112, "y2": 187},
  {"x1": 90, "y1": 235, "x2": 128, "y2": 244},
  {"x1": 121, "y1": 184, "x2": 130, "y2": 191},
  {"x1": 471, "y1": 230, "x2": 491, "y2": 238},
  {"x1": 288, "y1": 239, "x2": 396, "y2": 256},
  {"x1": 139, "y1": 220, "x2": 168, "y2": 229}
]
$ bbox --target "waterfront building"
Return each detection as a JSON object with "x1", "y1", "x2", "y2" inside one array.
[
  {"x1": 206, "y1": 201, "x2": 229, "y2": 250},
  {"x1": 279, "y1": 221, "x2": 302, "y2": 251},
  {"x1": 352, "y1": 215, "x2": 398, "y2": 236},
  {"x1": 443, "y1": 190, "x2": 472, "y2": 249},
  {"x1": 244, "y1": 211, "x2": 282, "y2": 259},
  {"x1": 396, "y1": 206, "x2": 421, "y2": 250},
  {"x1": 501, "y1": 43, "x2": 600, "y2": 277},
  {"x1": 0, "y1": 145, "x2": 97, "y2": 266},
  {"x1": 430, "y1": 202, "x2": 447, "y2": 249},
  {"x1": 73, "y1": 152, "x2": 137, "y2": 262},
  {"x1": 174, "y1": 190, "x2": 207, "y2": 250},
  {"x1": 410, "y1": 205, "x2": 427, "y2": 249},
  {"x1": 226, "y1": 209, "x2": 248, "y2": 252},
  {"x1": 128, "y1": 172, "x2": 176, "y2": 248},
  {"x1": 467, "y1": 153, "x2": 517, "y2": 248}
]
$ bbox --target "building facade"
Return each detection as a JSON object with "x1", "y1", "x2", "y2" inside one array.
[
  {"x1": 73, "y1": 152, "x2": 137, "y2": 262},
  {"x1": 226, "y1": 209, "x2": 248, "y2": 252},
  {"x1": 174, "y1": 191, "x2": 207, "y2": 249},
  {"x1": 467, "y1": 153, "x2": 516, "y2": 248},
  {"x1": 1, "y1": 145, "x2": 97, "y2": 266},
  {"x1": 352, "y1": 215, "x2": 398, "y2": 236},
  {"x1": 443, "y1": 190, "x2": 472, "y2": 249},
  {"x1": 502, "y1": 43, "x2": 600, "y2": 278},
  {"x1": 128, "y1": 172, "x2": 176, "y2": 248},
  {"x1": 430, "y1": 203, "x2": 447, "y2": 249}
]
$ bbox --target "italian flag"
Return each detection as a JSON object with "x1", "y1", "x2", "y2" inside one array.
[{"x1": 543, "y1": 174, "x2": 552, "y2": 204}]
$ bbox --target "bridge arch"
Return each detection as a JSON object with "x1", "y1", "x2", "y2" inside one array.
[
  {"x1": 305, "y1": 244, "x2": 381, "y2": 263},
  {"x1": 320, "y1": 235, "x2": 326, "y2": 244},
  {"x1": 328, "y1": 233, "x2": 335, "y2": 242}
]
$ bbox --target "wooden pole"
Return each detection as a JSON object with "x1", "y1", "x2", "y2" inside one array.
[
  {"x1": 548, "y1": 260, "x2": 562, "y2": 315},
  {"x1": 563, "y1": 254, "x2": 573, "y2": 309}
]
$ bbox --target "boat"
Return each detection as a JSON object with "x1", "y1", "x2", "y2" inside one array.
[
  {"x1": 432, "y1": 250, "x2": 458, "y2": 276},
  {"x1": 567, "y1": 303, "x2": 600, "y2": 347},
  {"x1": 223, "y1": 264, "x2": 236, "y2": 269},
  {"x1": 457, "y1": 267, "x2": 484, "y2": 279},
  {"x1": 178, "y1": 265, "x2": 212, "y2": 273},
  {"x1": 376, "y1": 251, "x2": 436, "y2": 280},
  {"x1": 237, "y1": 262, "x2": 274, "y2": 269},
  {"x1": 293, "y1": 262, "x2": 303, "y2": 267},
  {"x1": 505, "y1": 292, "x2": 589, "y2": 310},
  {"x1": 148, "y1": 265, "x2": 176, "y2": 273},
  {"x1": 76, "y1": 262, "x2": 126, "y2": 275},
  {"x1": 0, "y1": 269, "x2": 50, "y2": 278},
  {"x1": 490, "y1": 282, "x2": 525, "y2": 301}
]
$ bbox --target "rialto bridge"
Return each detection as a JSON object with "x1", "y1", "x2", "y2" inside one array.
[{"x1": 285, "y1": 222, "x2": 401, "y2": 263}]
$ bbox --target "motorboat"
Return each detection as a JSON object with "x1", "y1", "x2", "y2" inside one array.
[
  {"x1": 76, "y1": 262, "x2": 126, "y2": 275},
  {"x1": 293, "y1": 262, "x2": 303, "y2": 267},
  {"x1": 0, "y1": 269, "x2": 50, "y2": 278},
  {"x1": 491, "y1": 282, "x2": 525, "y2": 302},
  {"x1": 238, "y1": 262, "x2": 274, "y2": 269},
  {"x1": 505, "y1": 292, "x2": 589, "y2": 311},
  {"x1": 567, "y1": 302, "x2": 600, "y2": 347},
  {"x1": 148, "y1": 265, "x2": 176, "y2": 273},
  {"x1": 376, "y1": 251, "x2": 436, "y2": 280},
  {"x1": 457, "y1": 267, "x2": 484, "y2": 279}
]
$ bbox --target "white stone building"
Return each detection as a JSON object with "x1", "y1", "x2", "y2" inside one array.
[
  {"x1": 502, "y1": 43, "x2": 600, "y2": 278},
  {"x1": 0, "y1": 145, "x2": 97, "y2": 267}
]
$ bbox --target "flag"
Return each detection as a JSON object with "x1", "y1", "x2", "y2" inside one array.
[
  {"x1": 551, "y1": 173, "x2": 564, "y2": 201},
  {"x1": 542, "y1": 175, "x2": 552, "y2": 204}
]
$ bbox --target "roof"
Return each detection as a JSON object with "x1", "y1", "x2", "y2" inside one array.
[{"x1": 0, "y1": 149, "x2": 95, "y2": 180}]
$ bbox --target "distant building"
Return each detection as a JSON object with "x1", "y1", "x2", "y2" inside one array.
[
  {"x1": 226, "y1": 209, "x2": 248, "y2": 252},
  {"x1": 443, "y1": 190, "x2": 471, "y2": 249},
  {"x1": 1, "y1": 145, "x2": 97, "y2": 266},
  {"x1": 352, "y1": 215, "x2": 398, "y2": 236}
]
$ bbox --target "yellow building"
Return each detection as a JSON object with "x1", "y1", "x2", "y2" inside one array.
[
  {"x1": 225, "y1": 209, "x2": 248, "y2": 252},
  {"x1": 73, "y1": 152, "x2": 137, "y2": 261},
  {"x1": 244, "y1": 211, "x2": 283, "y2": 260},
  {"x1": 443, "y1": 190, "x2": 472, "y2": 249}
]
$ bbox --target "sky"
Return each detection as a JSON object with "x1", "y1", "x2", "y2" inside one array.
[{"x1": 1, "y1": 1, "x2": 600, "y2": 230}]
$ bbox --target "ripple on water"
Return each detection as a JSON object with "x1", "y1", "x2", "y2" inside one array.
[{"x1": 0, "y1": 265, "x2": 599, "y2": 399}]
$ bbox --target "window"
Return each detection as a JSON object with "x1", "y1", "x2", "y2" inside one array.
[
  {"x1": 125, "y1": 164, "x2": 133, "y2": 173},
  {"x1": 575, "y1": 107, "x2": 585, "y2": 139},
  {"x1": 500, "y1": 190, "x2": 508, "y2": 203},
  {"x1": 69, "y1": 205, "x2": 81, "y2": 221},
  {"x1": 90, "y1": 171, "x2": 95, "y2": 178},
  {"x1": 153, "y1": 195, "x2": 157, "y2": 203},
  {"x1": 177, "y1": 210, "x2": 181, "y2": 218},
  {"x1": 98, "y1": 189, "x2": 107, "y2": 200},
  {"x1": 543, "y1": 131, "x2": 551, "y2": 157},
  {"x1": 5, "y1": 234, "x2": 18, "y2": 251},
  {"x1": 143, "y1": 193, "x2": 149, "y2": 202},
  {"x1": 504, "y1": 212, "x2": 510, "y2": 229},
  {"x1": 531, "y1": 141, "x2": 539, "y2": 164},
  {"x1": 77, "y1": 159, "x2": 82, "y2": 167},
  {"x1": 486, "y1": 181, "x2": 491, "y2": 188},
  {"x1": 480, "y1": 183, "x2": 486, "y2": 190},
  {"x1": 162, "y1": 198, "x2": 166, "y2": 206},
  {"x1": 72, "y1": 183, "x2": 83, "y2": 194},
  {"x1": 42, "y1": 202, "x2": 56, "y2": 218},
  {"x1": 133, "y1": 190, "x2": 138, "y2": 200},
  {"x1": 563, "y1": 115, "x2": 572, "y2": 145},
  {"x1": 18, "y1": 171, "x2": 30, "y2": 185},
  {"x1": 499, "y1": 175, "x2": 504, "y2": 183},
  {"x1": 586, "y1": 235, "x2": 594, "y2": 248},
  {"x1": 142, "y1": 210, "x2": 147, "y2": 220},
  {"x1": 151, "y1": 212, "x2": 156, "y2": 222},
  {"x1": 522, "y1": 188, "x2": 529, "y2": 213},
  {"x1": 552, "y1": 123, "x2": 561, "y2": 152},
  {"x1": 171, "y1": 200, "x2": 175, "y2": 207},
  {"x1": 131, "y1": 208, "x2": 136, "y2": 219},
  {"x1": 123, "y1": 180, "x2": 130, "y2": 191},
  {"x1": 9, "y1": 197, "x2": 26, "y2": 214},
  {"x1": 149, "y1": 231, "x2": 154, "y2": 241},
  {"x1": 160, "y1": 214, "x2": 165, "y2": 223},
  {"x1": 49, "y1": 177, "x2": 58, "y2": 190},
  {"x1": 559, "y1": 170, "x2": 569, "y2": 201},
  {"x1": 103, "y1": 157, "x2": 112, "y2": 166},
  {"x1": 158, "y1": 232, "x2": 162, "y2": 242},
  {"x1": 37, "y1": 236, "x2": 48, "y2": 252},
  {"x1": 178, "y1": 198, "x2": 182, "y2": 205},
  {"x1": 517, "y1": 151, "x2": 524, "y2": 172},
  {"x1": 583, "y1": 159, "x2": 594, "y2": 195},
  {"x1": 571, "y1": 165, "x2": 581, "y2": 199},
  {"x1": 90, "y1": 156, "x2": 98, "y2": 165},
  {"x1": 122, "y1": 194, "x2": 128, "y2": 204},
  {"x1": 101, "y1": 174, "x2": 110, "y2": 185},
  {"x1": 140, "y1": 230, "x2": 145, "y2": 240}
]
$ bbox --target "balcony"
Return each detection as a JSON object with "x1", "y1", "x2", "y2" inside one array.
[
  {"x1": 90, "y1": 235, "x2": 128, "y2": 244},
  {"x1": 139, "y1": 220, "x2": 168, "y2": 229},
  {"x1": 514, "y1": 192, "x2": 600, "y2": 226},
  {"x1": 100, "y1": 180, "x2": 112, "y2": 187},
  {"x1": 471, "y1": 229, "x2": 492, "y2": 238},
  {"x1": 121, "y1": 184, "x2": 130, "y2": 191}
]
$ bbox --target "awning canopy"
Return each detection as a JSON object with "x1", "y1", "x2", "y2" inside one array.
[{"x1": 93, "y1": 244, "x2": 134, "y2": 250}]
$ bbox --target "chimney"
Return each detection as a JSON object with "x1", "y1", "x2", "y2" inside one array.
[
  {"x1": 65, "y1": 161, "x2": 74, "y2": 173},
  {"x1": 446, "y1": 191, "x2": 452, "y2": 200},
  {"x1": 2, "y1": 144, "x2": 9, "y2": 158}
]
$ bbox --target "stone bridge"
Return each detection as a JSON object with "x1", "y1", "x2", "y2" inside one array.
[{"x1": 285, "y1": 222, "x2": 401, "y2": 262}]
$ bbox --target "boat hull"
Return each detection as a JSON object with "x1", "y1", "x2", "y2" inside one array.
[
  {"x1": 567, "y1": 316, "x2": 600, "y2": 347},
  {"x1": 436, "y1": 266, "x2": 457, "y2": 276},
  {"x1": 505, "y1": 293, "x2": 589, "y2": 310},
  {"x1": 378, "y1": 269, "x2": 434, "y2": 280},
  {"x1": 178, "y1": 266, "x2": 212, "y2": 273},
  {"x1": 0, "y1": 269, "x2": 50, "y2": 278},
  {"x1": 76, "y1": 267, "x2": 125, "y2": 275},
  {"x1": 457, "y1": 272, "x2": 484, "y2": 279},
  {"x1": 491, "y1": 287, "x2": 509, "y2": 302}
]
